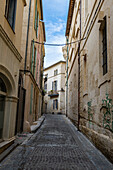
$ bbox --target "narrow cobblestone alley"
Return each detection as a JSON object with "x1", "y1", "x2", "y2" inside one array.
[{"x1": 0, "y1": 115, "x2": 113, "y2": 170}]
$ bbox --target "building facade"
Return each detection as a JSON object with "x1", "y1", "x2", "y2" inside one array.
[
  {"x1": 44, "y1": 61, "x2": 66, "y2": 114},
  {"x1": 0, "y1": 0, "x2": 26, "y2": 143},
  {"x1": 63, "y1": 0, "x2": 113, "y2": 162},
  {"x1": 16, "y1": 0, "x2": 46, "y2": 133}
]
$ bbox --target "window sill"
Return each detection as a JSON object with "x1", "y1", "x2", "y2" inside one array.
[
  {"x1": 4, "y1": 15, "x2": 15, "y2": 34},
  {"x1": 98, "y1": 72, "x2": 111, "y2": 88}
]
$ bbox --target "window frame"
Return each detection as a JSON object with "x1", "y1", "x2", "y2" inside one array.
[
  {"x1": 52, "y1": 81, "x2": 57, "y2": 91},
  {"x1": 53, "y1": 99, "x2": 58, "y2": 110},
  {"x1": 5, "y1": 0, "x2": 17, "y2": 31},
  {"x1": 102, "y1": 17, "x2": 107, "y2": 75}
]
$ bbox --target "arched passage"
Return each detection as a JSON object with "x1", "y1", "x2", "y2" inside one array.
[
  {"x1": 0, "y1": 78, "x2": 7, "y2": 140},
  {"x1": 0, "y1": 66, "x2": 18, "y2": 140}
]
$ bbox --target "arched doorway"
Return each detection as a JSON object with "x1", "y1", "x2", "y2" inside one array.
[{"x1": 0, "y1": 78, "x2": 7, "y2": 141}]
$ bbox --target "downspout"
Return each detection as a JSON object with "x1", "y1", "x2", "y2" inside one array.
[
  {"x1": 24, "y1": 0, "x2": 32, "y2": 73},
  {"x1": 66, "y1": 37, "x2": 69, "y2": 117},
  {"x1": 78, "y1": 0, "x2": 82, "y2": 131}
]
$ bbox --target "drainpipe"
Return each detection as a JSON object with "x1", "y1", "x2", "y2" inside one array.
[
  {"x1": 24, "y1": 0, "x2": 32, "y2": 74},
  {"x1": 66, "y1": 37, "x2": 69, "y2": 117},
  {"x1": 78, "y1": 0, "x2": 82, "y2": 131}
]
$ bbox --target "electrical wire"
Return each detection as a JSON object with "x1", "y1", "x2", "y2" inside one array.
[{"x1": 32, "y1": 37, "x2": 86, "y2": 46}]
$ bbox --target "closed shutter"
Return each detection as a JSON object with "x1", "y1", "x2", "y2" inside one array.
[
  {"x1": 56, "y1": 99, "x2": 58, "y2": 110},
  {"x1": 55, "y1": 81, "x2": 57, "y2": 91},
  {"x1": 53, "y1": 100, "x2": 55, "y2": 110},
  {"x1": 52, "y1": 82, "x2": 54, "y2": 90},
  {"x1": 36, "y1": 12, "x2": 39, "y2": 38},
  {"x1": 34, "y1": 0, "x2": 37, "y2": 29},
  {"x1": 31, "y1": 40, "x2": 34, "y2": 73}
]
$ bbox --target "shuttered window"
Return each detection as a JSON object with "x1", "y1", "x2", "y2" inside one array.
[
  {"x1": 53, "y1": 99, "x2": 58, "y2": 110},
  {"x1": 34, "y1": 0, "x2": 37, "y2": 30},
  {"x1": 102, "y1": 17, "x2": 107, "y2": 75},
  {"x1": 30, "y1": 84, "x2": 33, "y2": 114},
  {"x1": 34, "y1": 0, "x2": 39, "y2": 38},
  {"x1": 31, "y1": 41, "x2": 37, "y2": 77},
  {"x1": 52, "y1": 81, "x2": 57, "y2": 91}
]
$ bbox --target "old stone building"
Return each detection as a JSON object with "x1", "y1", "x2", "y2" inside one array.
[
  {"x1": 0, "y1": 0, "x2": 26, "y2": 145},
  {"x1": 16, "y1": 0, "x2": 46, "y2": 133},
  {"x1": 63, "y1": 0, "x2": 113, "y2": 162},
  {"x1": 44, "y1": 61, "x2": 66, "y2": 114}
]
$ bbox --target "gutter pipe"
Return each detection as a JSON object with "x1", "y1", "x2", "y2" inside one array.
[
  {"x1": 24, "y1": 0, "x2": 32, "y2": 73},
  {"x1": 78, "y1": 0, "x2": 82, "y2": 131}
]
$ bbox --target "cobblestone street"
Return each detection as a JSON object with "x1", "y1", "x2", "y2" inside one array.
[{"x1": 0, "y1": 115, "x2": 113, "y2": 170}]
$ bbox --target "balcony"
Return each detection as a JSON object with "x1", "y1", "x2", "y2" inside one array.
[{"x1": 48, "y1": 90, "x2": 59, "y2": 98}]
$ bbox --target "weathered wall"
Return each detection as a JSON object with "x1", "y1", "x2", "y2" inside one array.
[{"x1": 80, "y1": 0, "x2": 113, "y2": 162}]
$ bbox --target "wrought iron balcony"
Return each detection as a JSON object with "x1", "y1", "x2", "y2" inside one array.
[{"x1": 48, "y1": 90, "x2": 59, "y2": 97}]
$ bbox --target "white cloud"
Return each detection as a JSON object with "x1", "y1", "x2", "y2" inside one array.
[
  {"x1": 44, "y1": 34, "x2": 66, "y2": 68},
  {"x1": 42, "y1": 0, "x2": 70, "y2": 68}
]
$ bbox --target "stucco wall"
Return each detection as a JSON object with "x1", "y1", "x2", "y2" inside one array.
[{"x1": 44, "y1": 62, "x2": 66, "y2": 114}]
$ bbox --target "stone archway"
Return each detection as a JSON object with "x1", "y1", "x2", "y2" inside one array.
[{"x1": 0, "y1": 66, "x2": 18, "y2": 141}]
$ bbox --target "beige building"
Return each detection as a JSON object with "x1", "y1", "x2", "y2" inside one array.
[
  {"x1": 63, "y1": 0, "x2": 113, "y2": 162},
  {"x1": 44, "y1": 61, "x2": 66, "y2": 114},
  {"x1": 16, "y1": 0, "x2": 46, "y2": 133},
  {"x1": 0, "y1": 0, "x2": 26, "y2": 144}
]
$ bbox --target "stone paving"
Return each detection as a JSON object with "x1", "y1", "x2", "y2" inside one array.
[{"x1": 0, "y1": 114, "x2": 113, "y2": 170}]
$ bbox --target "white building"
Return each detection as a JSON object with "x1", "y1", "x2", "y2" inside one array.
[{"x1": 44, "y1": 61, "x2": 66, "y2": 114}]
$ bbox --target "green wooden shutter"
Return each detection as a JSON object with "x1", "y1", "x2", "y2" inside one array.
[
  {"x1": 34, "y1": 49, "x2": 37, "y2": 77},
  {"x1": 30, "y1": 84, "x2": 33, "y2": 114},
  {"x1": 34, "y1": 0, "x2": 37, "y2": 30},
  {"x1": 31, "y1": 40, "x2": 34, "y2": 73},
  {"x1": 36, "y1": 12, "x2": 39, "y2": 38}
]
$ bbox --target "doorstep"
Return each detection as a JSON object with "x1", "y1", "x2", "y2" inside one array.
[{"x1": 0, "y1": 137, "x2": 15, "y2": 155}]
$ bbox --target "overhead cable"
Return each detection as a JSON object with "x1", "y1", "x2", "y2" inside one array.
[{"x1": 32, "y1": 37, "x2": 86, "y2": 47}]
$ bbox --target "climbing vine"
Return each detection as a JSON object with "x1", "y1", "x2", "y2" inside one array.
[
  {"x1": 87, "y1": 100, "x2": 93, "y2": 126},
  {"x1": 102, "y1": 93, "x2": 113, "y2": 132}
]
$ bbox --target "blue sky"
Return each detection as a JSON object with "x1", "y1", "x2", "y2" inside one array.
[{"x1": 42, "y1": 0, "x2": 70, "y2": 68}]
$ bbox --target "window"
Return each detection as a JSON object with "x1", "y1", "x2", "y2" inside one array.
[
  {"x1": 30, "y1": 84, "x2": 33, "y2": 114},
  {"x1": 52, "y1": 81, "x2": 57, "y2": 91},
  {"x1": 83, "y1": 54, "x2": 87, "y2": 92},
  {"x1": 31, "y1": 41, "x2": 37, "y2": 77},
  {"x1": 53, "y1": 99, "x2": 58, "y2": 110},
  {"x1": 44, "y1": 74, "x2": 48, "y2": 83},
  {"x1": 5, "y1": 0, "x2": 17, "y2": 30},
  {"x1": 36, "y1": 60, "x2": 39, "y2": 82},
  {"x1": 102, "y1": 17, "x2": 107, "y2": 75},
  {"x1": 54, "y1": 69, "x2": 58, "y2": 76},
  {"x1": 44, "y1": 83, "x2": 47, "y2": 93},
  {"x1": 34, "y1": 0, "x2": 39, "y2": 38},
  {"x1": 33, "y1": 47, "x2": 37, "y2": 76}
]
